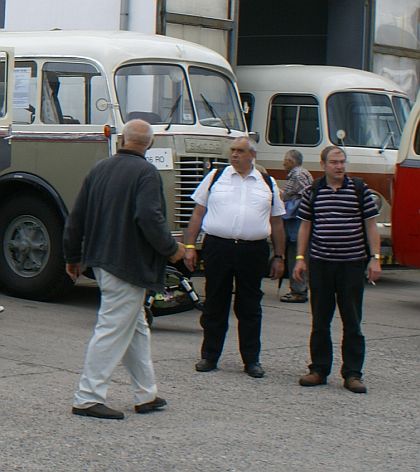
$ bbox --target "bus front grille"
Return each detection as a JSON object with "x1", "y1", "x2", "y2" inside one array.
[{"x1": 174, "y1": 156, "x2": 229, "y2": 227}]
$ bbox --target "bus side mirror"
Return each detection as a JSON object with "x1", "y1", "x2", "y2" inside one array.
[{"x1": 249, "y1": 131, "x2": 260, "y2": 143}]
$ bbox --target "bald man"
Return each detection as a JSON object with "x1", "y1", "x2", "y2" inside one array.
[{"x1": 64, "y1": 119, "x2": 185, "y2": 419}]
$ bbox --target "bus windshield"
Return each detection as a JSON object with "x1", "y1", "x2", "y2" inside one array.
[
  {"x1": 189, "y1": 66, "x2": 245, "y2": 132},
  {"x1": 114, "y1": 63, "x2": 245, "y2": 131},
  {"x1": 115, "y1": 63, "x2": 194, "y2": 125},
  {"x1": 327, "y1": 92, "x2": 410, "y2": 149}
]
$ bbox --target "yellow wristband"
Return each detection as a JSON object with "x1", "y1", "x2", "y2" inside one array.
[
  {"x1": 184, "y1": 244, "x2": 196, "y2": 249},
  {"x1": 296, "y1": 255, "x2": 305, "y2": 260}
]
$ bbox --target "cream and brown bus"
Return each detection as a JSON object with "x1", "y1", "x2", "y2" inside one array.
[
  {"x1": 237, "y1": 65, "x2": 412, "y2": 259},
  {"x1": 0, "y1": 30, "x2": 246, "y2": 300}
]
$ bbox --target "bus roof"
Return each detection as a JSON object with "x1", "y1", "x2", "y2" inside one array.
[
  {"x1": 236, "y1": 64, "x2": 406, "y2": 97},
  {"x1": 0, "y1": 29, "x2": 233, "y2": 73}
]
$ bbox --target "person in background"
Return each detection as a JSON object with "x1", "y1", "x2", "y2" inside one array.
[
  {"x1": 184, "y1": 137, "x2": 286, "y2": 378},
  {"x1": 63, "y1": 119, "x2": 185, "y2": 420},
  {"x1": 280, "y1": 149, "x2": 313, "y2": 303},
  {"x1": 294, "y1": 145, "x2": 381, "y2": 394}
]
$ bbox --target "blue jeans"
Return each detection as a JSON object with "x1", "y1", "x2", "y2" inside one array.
[{"x1": 308, "y1": 259, "x2": 366, "y2": 379}]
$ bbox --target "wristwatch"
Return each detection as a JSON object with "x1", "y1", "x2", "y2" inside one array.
[
  {"x1": 273, "y1": 254, "x2": 285, "y2": 260},
  {"x1": 370, "y1": 254, "x2": 380, "y2": 260}
]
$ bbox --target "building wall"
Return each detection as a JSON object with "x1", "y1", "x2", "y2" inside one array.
[
  {"x1": 238, "y1": 0, "x2": 419, "y2": 99},
  {"x1": 373, "y1": 0, "x2": 420, "y2": 99},
  {"x1": 238, "y1": 0, "x2": 328, "y2": 65}
]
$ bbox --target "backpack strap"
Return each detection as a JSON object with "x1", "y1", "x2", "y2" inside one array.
[
  {"x1": 208, "y1": 167, "x2": 225, "y2": 192},
  {"x1": 309, "y1": 177, "x2": 324, "y2": 218},
  {"x1": 351, "y1": 177, "x2": 365, "y2": 213},
  {"x1": 259, "y1": 171, "x2": 274, "y2": 205}
]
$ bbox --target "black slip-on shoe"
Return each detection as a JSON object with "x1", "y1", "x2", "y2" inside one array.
[
  {"x1": 195, "y1": 359, "x2": 218, "y2": 372},
  {"x1": 244, "y1": 362, "x2": 265, "y2": 378},
  {"x1": 135, "y1": 397, "x2": 167, "y2": 414},
  {"x1": 72, "y1": 403, "x2": 124, "y2": 420}
]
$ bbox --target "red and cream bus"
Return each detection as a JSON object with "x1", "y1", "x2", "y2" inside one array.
[{"x1": 392, "y1": 92, "x2": 420, "y2": 267}]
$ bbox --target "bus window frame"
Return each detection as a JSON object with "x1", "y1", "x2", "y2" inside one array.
[{"x1": 266, "y1": 93, "x2": 321, "y2": 147}]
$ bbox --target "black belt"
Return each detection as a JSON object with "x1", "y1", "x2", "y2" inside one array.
[{"x1": 206, "y1": 234, "x2": 267, "y2": 245}]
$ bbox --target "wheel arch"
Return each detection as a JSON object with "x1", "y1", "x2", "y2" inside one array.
[{"x1": 0, "y1": 172, "x2": 68, "y2": 221}]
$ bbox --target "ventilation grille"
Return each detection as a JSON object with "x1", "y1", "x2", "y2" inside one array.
[{"x1": 174, "y1": 156, "x2": 229, "y2": 227}]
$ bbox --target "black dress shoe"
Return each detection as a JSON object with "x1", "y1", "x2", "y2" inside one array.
[
  {"x1": 135, "y1": 397, "x2": 167, "y2": 414},
  {"x1": 72, "y1": 403, "x2": 124, "y2": 420},
  {"x1": 195, "y1": 359, "x2": 217, "y2": 372},
  {"x1": 244, "y1": 362, "x2": 265, "y2": 378}
]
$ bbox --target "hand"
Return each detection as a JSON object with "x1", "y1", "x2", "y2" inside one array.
[
  {"x1": 293, "y1": 259, "x2": 306, "y2": 283},
  {"x1": 269, "y1": 258, "x2": 285, "y2": 280},
  {"x1": 183, "y1": 247, "x2": 197, "y2": 272},
  {"x1": 367, "y1": 258, "x2": 381, "y2": 283},
  {"x1": 66, "y1": 262, "x2": 82, "y2": 282},
  {"x1": 169, "y1": 242, "x2": 185, "y2": 263}
]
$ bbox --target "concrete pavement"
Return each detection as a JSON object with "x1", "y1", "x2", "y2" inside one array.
[{"x1": 0, "y1": 269, "x2": 419, "y2": 471}]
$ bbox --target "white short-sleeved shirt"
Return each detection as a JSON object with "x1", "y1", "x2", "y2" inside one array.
[{"x1": 191, "y1": 166, "x2": 285, "y2": 240}]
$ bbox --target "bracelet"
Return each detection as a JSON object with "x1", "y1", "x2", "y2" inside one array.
[
  {"x1": 184, "y1": 244, "x2": 196, "y2": 249},
  {"x1": 273, "y1": 254, "x2": 284, "y2": 260},
  {"x1": 296, "y1": 255, "x2": 305, "y2": 260}
]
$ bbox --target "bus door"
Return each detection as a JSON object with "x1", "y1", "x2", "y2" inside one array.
[{"x1": 0, "y1": 47, "x2": 14, "y2": 173}]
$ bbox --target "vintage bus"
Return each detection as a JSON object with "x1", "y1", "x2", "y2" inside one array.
[
  {"x1": 237, "y1": 65, "x2": 412, "y2": 257},
  {"x1": 0, "y1": 30, "x2": 246, "y2": 300},
  {"x1": 392, "y1": 91, "x2": 420, "y2": 267}
]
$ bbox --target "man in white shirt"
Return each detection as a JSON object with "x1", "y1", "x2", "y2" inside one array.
[{"x1": 184, "y1": 137, "x2": 286, "y2": 378}]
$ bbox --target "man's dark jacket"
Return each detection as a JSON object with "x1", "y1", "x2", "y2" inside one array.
[{"x1": 63, "y1": 149, "x2": 177, "y2": 291}]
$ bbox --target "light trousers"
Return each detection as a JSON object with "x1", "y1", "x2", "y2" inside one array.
[{"x1": 73, "y1": 268, "x2": 157, "y2": 408}]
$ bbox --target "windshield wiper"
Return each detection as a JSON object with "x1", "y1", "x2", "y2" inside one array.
[
  {"x1": 200, "y1": 93, "x2": 231, "y2": 134},
  {"x1": 165, "y1": 95, "x2": 182, "y2": 131},
  {"x1": 379, "y1": 120, "x2": 396, "y2": 154}
]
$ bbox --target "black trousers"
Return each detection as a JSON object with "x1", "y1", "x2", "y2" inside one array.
[
  {"x1": 200, "y1": 235, "x2": 269, "y2": 365},
  {"x1": 308, "y1": 258, "x2": 366, "y2": 379}
]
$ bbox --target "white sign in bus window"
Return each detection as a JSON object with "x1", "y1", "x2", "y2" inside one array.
[
  {"x1": 13, "y1": 67, "x2": 31, "y2": 108},
  {"x1": 145, "y1": 148, "x2": 174, "y2": 170}
]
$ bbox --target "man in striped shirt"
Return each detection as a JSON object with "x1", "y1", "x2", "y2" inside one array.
[{"x1": 293, "y1": 146, "x2": 381, "y2": 393}]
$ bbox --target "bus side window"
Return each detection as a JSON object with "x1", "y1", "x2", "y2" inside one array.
[
  {"x1": 415, "y1": 121, "x2": 420, "y2": 155},
  {"x1": 268, "y1": 94, "x2": 320, "y2": 146},
  {"x1": 41, "y1": 61, "x2": 109, "y2": 125},
  {"x1": 13, "y1": 61, "x2": 37, "y2": 124}
]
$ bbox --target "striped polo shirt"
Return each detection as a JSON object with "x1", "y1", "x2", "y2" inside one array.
[{"x1": 298, "y1": 176, "x2": 379, "y2": 261}]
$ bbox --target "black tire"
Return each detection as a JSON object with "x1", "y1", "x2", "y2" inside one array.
[{"x1": 0, "y1": 194, "x2": 73, "y2": 300}]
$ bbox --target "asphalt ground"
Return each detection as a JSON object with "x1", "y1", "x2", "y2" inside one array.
[{"x1": 0, "y1": 269, "x2": 419, "y2": 471}]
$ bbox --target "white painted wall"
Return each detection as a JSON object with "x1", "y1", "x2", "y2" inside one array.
[{"x1": 4, "y1": 0, "x2": 157, "y2": 33}]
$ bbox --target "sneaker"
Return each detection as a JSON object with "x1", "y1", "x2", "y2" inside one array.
[
  {"x1": 0, "y1": 306, "x2": 4, "y2": 313},
  {"x1": 134, "y1": 397, "x2": 167, "y2": 414},
  {"x1": 244, "y1": 362, "x2": 265, "y2": 378},
  {"x1": 299, "y1": 371, "x2": 327, "y2": 387},
  {"x1": 344, "y1": 376, "x2": 367, "y2": 394},
  {"x1": 280, "y1": 293, "x2": 307, "y2": 303}
]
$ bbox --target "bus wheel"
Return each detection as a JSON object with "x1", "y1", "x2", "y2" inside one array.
[{"x1": 0, "y1": 195, "x2": 73, "y2": 301}]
